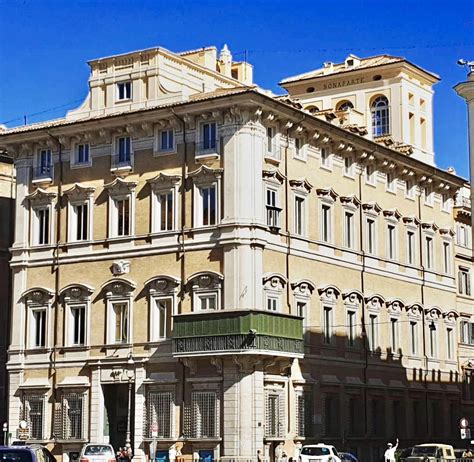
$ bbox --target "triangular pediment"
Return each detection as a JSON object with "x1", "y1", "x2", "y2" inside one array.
[{"x1": 103, "y1": 177, "x2": 138, "y2": 195}]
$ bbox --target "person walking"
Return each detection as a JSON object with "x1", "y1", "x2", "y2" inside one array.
[{"x1": 384, "y1": 438, "x2": 399, "y2": 462}]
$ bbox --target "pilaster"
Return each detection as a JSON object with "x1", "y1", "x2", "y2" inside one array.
[
  {"x1": 90, "y1": 366, "x2": 105, "y2": 443},
  {"x1": 133, "y1": 364, "x2": 146, "y2": 462}
]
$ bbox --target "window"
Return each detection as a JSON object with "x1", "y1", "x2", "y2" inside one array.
[
  {"x1": 159, "y1": 129, "x2": 174, "y2": 152},
  {"x1": 336, "y1": 100, "x2": 354, "y2": 111},
  {"x1": 459, "y1": 268, "x2": 471, "y2": 295},
  {"x1": 58, "y1": 392, "x2": 85, "y2": 440},
  {"x1": 117, "y1": 81, "x2": 132, "y2": 101},
  {"x1": 344, "y1": 211, "x2": 355, "y2": 249},
  {"x1": 442, "y1": 193, "x2": 451, "y2": 212},
  {"x1": 35, "y1": 148, "x2": 53, "y2": 179},
  {"x1": 75, "y1": 143, "x2": 90, "y2": 165},
  {"x1": 321, "y1": 204, "x2": 331, "y2": 243},
  {"x1": 296, "y1": 391, "x2": 312, "y2": 437},
  {"x1": 410, "y1": 321, "x2": 418, "y2": 355},
  {"x1": 387, "y1": 224, "x2": 396, "y2": 260},
  {"x1": 425, "y1": 236, "x2": 434, "y2": 269},
  {"x1": 347, "y1": 310, "x2": 357, "y2": 347},
  {"x1": 116, "y1": 136, "x2": 131, "y2": 164},
  {"x1": 265, "y1": 389, "x2": 284, "y2": 438},
  {"x1": 294, "y1": 195, "x2": 305, "y2": 236},
  {"x1": 386, "y1": 171, "x2": 396, "y2": 192},
  {"x1": 390, "y1": 318, "x2": 399, "y2": 352},
  {"x1": 320, "y1": 147, "x2": 330, "y2": 168},
  {"x1": 461, "y1": 321, "x2": 474, "y2": 345},
  {"x1": 429, "y1": 323, "x2": 437, "y2": 358},
  {"x1": 323, "y1": 306, "x2": 332, "y2": 344},
  {"x1": 112, "y1": 302, "x2": 128, "y2": 344},
  {"x1": 188, "y1": 391, "x2": 219, "y2": 438},
  {"x1": 146, "y1": 390, "x2": 174, "y2": 439},
  {"x1": 294, "y1": 137, "x2": 305, "y2": 159},
  {"x1": 36, "y1": 208, "x2": 50, "y2": 245},
  {"x1": 72, "y1": 203, "x2": 89, "y2": 241},
  {"x1": 199, "y1": 294, "x2": 217, "y2": 311},
  {"x1": 199, "y1": 185, "x2": 217, "y2": 226},
  {"x1": 157, "y1": 192, "x2": 174, "y2": 231},
  {"x1": 367, "y1": 218, "x2": 376, "y2": 254},
  {"x1": 324, "y1": 394, "x2": 340, "y2": 436},
  {"x1": 116, "y1": 198, "x2": 131, "y2": 236},
  {"x1": 200, "y1": 122, "x2": 217, "y2": 153},
  {"x1": 266, "y1": 188, "x2": 281, "y2": 229},
  {"x1": 297, "y1": 301, "x2": 307, "y2": 328},
  {"x1": 71, "y1": 305, "x2": 86, "y2": 346},
  {"x1": 424, "y1": 187, "x2": 434, "y2": 206},
  {"x1": 407, "y1": 231, "x2": 416, "y2": 265},
  {"x1": 365, "y1": 164, "x2": 376, "y2": 185},
  {"x1": 442, "y1": 242, "x2": 451, "y2": 274},
  {"x1": 344, "y1": 156, "x2": 354, "y2": 176},
  {"x1": 371, "y1": 96, "x2": 390, "y2": 136},
  {"x1": 447, "y1": 327, "x2": 454, "y2": 360},
  {"x1": 267, "y1": 295, "x2": 279, "y2": 312},
  {"x1": 457, "y1": 224, "x2": 469, "y2": 247},
  {"x1": 21, "y1": 394, "x2": 45, "y2": 440},
  {"x1": 406, "y1": 179, "x2": 415, "y2": 199},
  {"x1": 266, "y1": 126, "x2": 275, "y2": 156},
  {"x1": 32, "y1": 308, "x2": 46, "y2": 348},
  {"x1": 368, "y1": 314, "x2": 378, "y2": 351}
]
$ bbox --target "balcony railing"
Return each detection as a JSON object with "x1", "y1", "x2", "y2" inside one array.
[
  {"x1": 111, "y1": 152, "x2": 133, "y2": 170},
  {"x1": 196, "y1": 139, "x2": 220, "y2": 157},
  {"x1": 266, "y1": 205, "x2": 282, "y2": 231},
  {"x1": 32, "y1": 164, "x2": 54, "y2": 182},
  {"x1": 172, "y1": 309, "x2": 303, "y2": 357}
]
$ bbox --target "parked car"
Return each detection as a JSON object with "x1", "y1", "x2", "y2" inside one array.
[
  {"x1": 406, "y1": 444, "x2": 455, "y2": 462},
  {"x1": 300, "y1": 444, "x2": 342, "y2": 462},
  {"x1": 397, "y1": 447, "x2": 413, "y2": 461},
  {"x1": 339, "y1": 452, "x2": 359, "y2": 462},
  {"x1": 79, "y1": 444, "x2": 116, "y2": 462},
  {"x1": 0, "y1": 446, "x2": 55, "y2": 462}
]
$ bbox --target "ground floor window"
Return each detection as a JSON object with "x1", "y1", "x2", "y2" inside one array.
[
  {"x1": 145, "y1": 390, "x2": 174, "y2": 439},
  {"x1": 184, "y1": 391, "x2": 219, "y2": 438},
  {"x1": 55, "y1": 391, "x2": 86, "y2": 440},
  {"x1": 265, "y1": 388, "x2": 284, "y2": 438},
  {"x1": 21, "y1": 394, "x2": 45, "y2": 440}
]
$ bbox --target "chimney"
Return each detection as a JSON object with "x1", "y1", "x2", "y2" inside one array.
[{"x1": 219, "y1": 44, "x2": 232, "y2": 77}]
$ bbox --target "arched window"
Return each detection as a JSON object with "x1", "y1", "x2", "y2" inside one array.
[
  {"x1": 305, "y1": 105, "x2": 320, "y2": 114},
  {"x1": 336, "y1": 100, "x2": 354, "y2": 111},
  {"x1": 371, "y1": 96, "x2": 390, "y2": 136}
]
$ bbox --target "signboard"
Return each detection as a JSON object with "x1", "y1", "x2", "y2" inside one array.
[
  {"x1": 460, "y1": 417, "x2": 470, "y2": 429},
  {"x1": 461, "y1": 428, "x2": 471, "y2": 440}
]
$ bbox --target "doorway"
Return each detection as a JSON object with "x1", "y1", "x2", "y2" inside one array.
[{"x1": 103, "y1": 384, "x2": 134, "y2": 452}]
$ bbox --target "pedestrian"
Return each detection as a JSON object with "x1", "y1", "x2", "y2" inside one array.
[
  {"x1": 169, "y1": 445, "x2": 177, "y2": 462},
  {"x1": 384, "y1": 438, "x2": 399, "y2": 462},
  {"x1": 257, "y1": 450, "x2": 264, "y2": 462}
]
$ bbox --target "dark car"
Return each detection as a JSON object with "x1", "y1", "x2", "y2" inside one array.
[
  {"x1": 339, "y1": 453, "x2": 359, "y2": 462},
  {"x1": 397, "y1": 447, "x2": 413, "y2": 461},
  {"x1": 0, "y1": 446, "x2": 56, "y2": 462}
]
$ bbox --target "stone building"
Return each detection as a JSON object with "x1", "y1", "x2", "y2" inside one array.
[{"x1": 0, "y1": 45, "x2": 473, "y2": 462}]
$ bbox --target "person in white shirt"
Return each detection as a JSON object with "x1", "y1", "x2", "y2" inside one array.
[{"x1": 384, "y1": 438, "x2": 399, "y2": 462}]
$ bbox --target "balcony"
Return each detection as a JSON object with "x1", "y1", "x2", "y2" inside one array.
[
  {"x1": 266, "y1": 205, "x2": 282, "y2": 232},
  {"x1": 111, "y1": 152, "x2": 133, "y2": 175},
  {"x1": 172, "y1": 309, "x2": 303, "y2": 358},
  {"x1": 196, "y1": 139, "x2": 220, "y2": 160},
  {"x1": 32, "y1": 164, "x2": 54, "y2": 185}
]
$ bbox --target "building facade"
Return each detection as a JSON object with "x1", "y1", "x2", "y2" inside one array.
[{"x1": 0, "y1": 46, "x2": 473, "y2": 462}]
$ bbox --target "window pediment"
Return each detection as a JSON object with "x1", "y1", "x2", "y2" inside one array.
[
  {"x1": 64, "y1": 183, "x2": 96, "y2": 200},
  {"x1": 402, "y1": 215, "x2": 420, "y2": 227},
  {"x1": 422, "y1": 221, "x2": 439, "y2": 233},
  {"x1": 340, "y1": 195, "x2": 361, "y2": 209},
  {"x1": 104, "y1": 177, "x2": 138, "y2": 196},
  {"x1": 188, "y1": 165, "x2": 223, "y2": 185},
  {"x1": 342, "y1": 290, "x2": 363, "y2": 306},
  {"x1": 26, "y1": 188, "x2": 57, "y2": 206},
  {"x1": 443, "y1": 310, "x2": 459, "y2": 324},
  {"x1": 425, "y1": 306, "x2": 442, "y2": 320},
  {"x1": 147, "y1": 173, "x2": 181, "y2": 192},
  {"x1": 406, "y1": 303, "x2": 423, "y2": 319},
  {"x1": 145, "y1": 275, "x2": 180, "y2": 294},
  {"x1": 289, "y1": 178, "x2": 313, "y2": 194},
  {"x1": 316, "y1": 187, "x2": 338, "y2": 202},
  {"x1": 187, "y1": 271, "x2": 223, "y2": 290},
  {"x1": 59, "y1": 283, "x2": 94, "y2": 302},
  {"x1": 101, "y1": 278, "x2": 136, "y2": 297},
  {"x1": 362, "y1": 202, "x2": 382, "y2": 216},
  {"x1": 365, "y1": 294, "x2": 385, "y2": 313},
  {"x1": 383, "y1": 208, "x2": 402, "y2": 221},
  {"x1": 291, "y1": 279, "x2": 315, "y2": 297},
  {"x1": 22, "y1": 287, "x2": 54, "y2": 305},
  {"x1": 262, "y1": 169, "x2": 285, "y2": 185},
  {"x1": 439, "y1": 227, "x2": 455, "y2": 237},
  {"x1": 263, "y1": 273, "x2": 287, "y2": 291},
  {"x1": 386, "y1": 298, "x2": 405, "y2": 315},
  {"x1": 318, "y1": 284, "x2": 341, "y2": 301}
]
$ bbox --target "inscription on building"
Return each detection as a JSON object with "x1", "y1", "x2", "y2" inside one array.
[{"x1": 323, "y1": 77, "x2": 365, "y2": 90}]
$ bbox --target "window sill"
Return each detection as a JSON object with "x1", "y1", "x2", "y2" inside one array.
[
  {"x1": 319, "y1": 164, "x2": 333, "y2": 172},
  {"x1": 264, "y1": 154, "x2": 281, "y2": 165},
  {"x1": 115, "y1": 98, "x2": 132, "y2": 104},
  {"x1": 196, "y1": 151, "x2": 219, "y2": 162}
]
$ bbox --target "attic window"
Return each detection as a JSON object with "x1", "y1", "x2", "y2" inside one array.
[
  {"x1": 347, "y1": 59, "x2": 354, "y2": 67},
  {"x1": 231, "y1": 69, "x2": 238, "y2": 79},
  {"x1": 306, "y1": 87, "x2": 315, "y2": 93},
  {"x1": 373, "y1": 75, "x2": 382, "y2": 81}
]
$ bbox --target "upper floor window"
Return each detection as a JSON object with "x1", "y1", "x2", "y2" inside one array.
[
  {"x1": 337, "y1": 100, "x2": 354, "y2": 111},
  {"x1": 265, "y1": 126, "x2": 280, "y2": 160},
  {"x1": 442, "y1": 241, "x2": 451, "y2": 274},
  {"x1": 159, "y1": 129, "x2": 175, "y2": 152},
  {"x1": 200, "y1": 186, "x2": 216, "y2": 226},
  {"x1": 37, "y1": 148, "x2": 52, "y2": 174},
  {"x1": 27, "y1": 188, "x2": 57, "y2": 247},
  {"x1": 189, "y1": 166, "x2": 222, "y2": 228},
  {"x1": 31, "y1": 308, "x2": 47, "y2": 348},
  {"x1": 147, "y1": 173, "x2": 180, "y2": 234},
  {"x1": 323, "y1": 306, "x2": 333, "y2": 344},
  {"x1": 365, "y1": 164, "x2": 376, "y2": 185},
  {"x1": 104, "y1": 178, "x2": 137, "y2": 239},
  {"x1": 405, "y1": 179, "x2": 415, "y2": 199},
  {"x1": 64, "y1": 183, "x2": 95, "y2": 243},
  {"x1": 197, "y1": 121, "x2": 218, "y2": 156},
  {"x1": 344, "y1": 211, "x2": 355, "y2": 249},
  {"x1": 294, "y1": 195, "x2": 305, "y2": 236},
  {"x1": 116, "y1": 81, "x2": 132, "y2": 101},
  {"x1": 75, "y1": 143, "x2": 90, "y2": 166},
  {"x1": 321, "y1": 204, "x2": 332, "y2": 243},
  {"x1": 366, "y1": 217, "x2": 376, "y2": 254},
  {"x1": 23, "y1": 288, "x2": 54, "y2": 350},
  {"x1": 459, "y1": 267, "x2": 471, "y2": 295},
  {"x1": 36, "y1": 208, "x2": 50, "y2": 245},
  {"x1": 320, "y1": 148, "x2": 331, "y2": 169},
  {"x1": 457, "y1": 223, "x2": 470, "y2": 247},
  {"x1": 386, "y1": 171, "x2": 396, "y2": 192},
  {"x1": 461, "y1": 320, "x2": 474, "y2": 345},
  {"x1": 371, "y1": 96, "x2": 390, "y2": 136},
  {"x1": 407, "y1": 230, "x2": 416, "y2": 265},
  {"x1": 425, "y1": 236, "x2": 434, "y2": 269},
  {"x1": 344, "y1": 156, "x2": 355, "y2": 177},
  {"x1": 116, "y1": 136, "x2": 131, "y2": 163},
  {"x1": 188, "y1": 272, "x2": 223, "y2": 312},
  {"x1": 368, "y1": 314, "x2": 378, "y2": 351},
  {"x1": 263, "y1": 274, "x2": 286, "y2": 313},
  {"x1": 294, "y1": 137, "x2": 306, "y2": 160},
  {"x1": 386, "y1": 222, "x2": 397, "y2": 260}
]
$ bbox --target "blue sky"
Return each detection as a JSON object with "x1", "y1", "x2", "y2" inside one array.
[{"x1": 0, "y1": 0, "x2": 473, "y2": 176}]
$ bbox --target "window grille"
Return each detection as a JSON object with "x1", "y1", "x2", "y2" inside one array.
[
  {"x1": 144, "y1": 391, "x2": 174, "y2": 439},
  {"x1": 296, "y1": 391, "x2": 312, "y2": 437},
  {"x1": 21, "y1": 394, "x2": 45, "y2": 440},
  {"x1": 323, "y1": 393, "x2": 339, "y2": 436},
  {"x1": 56, "y1": 392, "x2": 85, "y2": 440},
  {"x1": 184, "y1": 391, "x2": 219, "y2": 438},
  {"x1": 265, "y1": 389, "x2": 284, "y2": 438}
]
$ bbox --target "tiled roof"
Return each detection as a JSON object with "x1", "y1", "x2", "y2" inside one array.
[{"x1": 279, "y1": 54, "x2": 437, "y2": 85}]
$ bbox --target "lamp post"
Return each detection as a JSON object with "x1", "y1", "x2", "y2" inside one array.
[{"x1": 125, "y1": 354, "x2": 135, "y2": 457}]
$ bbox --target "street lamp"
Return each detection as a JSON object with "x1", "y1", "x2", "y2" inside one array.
[{"x1": 125, "y1": 354, "x2": 135, "y2": 457}]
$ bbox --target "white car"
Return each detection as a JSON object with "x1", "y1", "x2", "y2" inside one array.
[
  {"x1": 300, "y1": 444, "x2": 342, "y2": 462},
  {"x1": 79, "y1": 444, "x2": 116, "y2": 462}
]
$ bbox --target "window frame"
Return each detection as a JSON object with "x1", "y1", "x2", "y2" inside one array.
[
  {"x1": 116, "y1": 81, "x2": 132, "y2": 102},
  {"x1": 71, "y1": 142, "x2": 92, "y2": 168},
  {"x1": 371, "y1": 95, "x2": 390, "y2": 137}
]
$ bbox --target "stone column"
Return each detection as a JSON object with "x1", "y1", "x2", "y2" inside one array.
[
  {"x1": 133, "y1": 363, "x2": 146, "y2": 462},
  {"x1": 454, "y1": 66, "x2": 474, "y2": 254}
]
